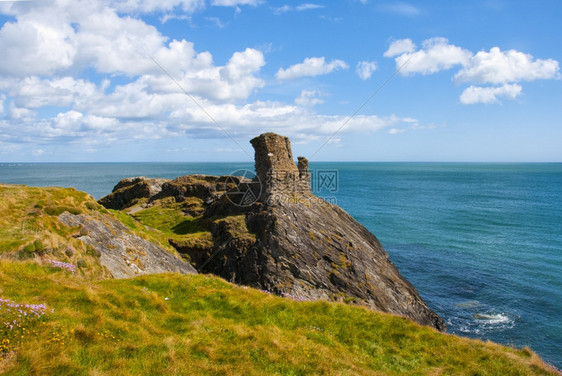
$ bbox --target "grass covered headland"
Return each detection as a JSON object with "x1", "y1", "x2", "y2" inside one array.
[{"x1": 0, "y1": 183, "x2": 559, "y2": 375}]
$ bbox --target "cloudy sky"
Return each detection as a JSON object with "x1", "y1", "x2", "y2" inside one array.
[{"x1": 0, "y1": 0, "x2": 560, "y2": 162}]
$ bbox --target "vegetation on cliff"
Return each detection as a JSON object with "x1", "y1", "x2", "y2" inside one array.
[
  {"x1": 0, "y1": 182, "x2": 559, "y2": 375},
  {"x1": 0, "y1": 260, "x2": 558, "y2": 375}
]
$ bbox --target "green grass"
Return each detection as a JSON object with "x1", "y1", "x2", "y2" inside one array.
[
  {"x1": 0, "y1": 184, "x2": 176, "y2": 277},
  {"x1": 131, "y1": 199, "x2": 213, "y2": 251},
  {"x1": 109, "y1": 210, "x2": 179, "y2": 253},
  {"x1": 0, "y1": 184, "x2": 558, "y2": 375},
  {"x1": 0, "y1": 260, "x2": 557, "y2": 375}
]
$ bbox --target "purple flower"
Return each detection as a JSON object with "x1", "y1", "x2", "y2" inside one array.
[{"x1": 47, "y1": 259, "x2": 76, "y2": 274}]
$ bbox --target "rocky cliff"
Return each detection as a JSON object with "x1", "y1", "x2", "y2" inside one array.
[{"x1": 99, "y1": 132, "x2": 445, "y2": 331}]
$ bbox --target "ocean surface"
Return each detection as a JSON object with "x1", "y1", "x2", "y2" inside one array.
[{"x1": 1, "y1": 162, "x2": 561, "y2": 369}]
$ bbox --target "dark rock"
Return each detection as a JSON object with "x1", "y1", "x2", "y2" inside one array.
[
  {"x1": 96, "y1": 133, "x2": 446, "y2": 331},
  {"x1": 152, "y1": 175, "x2": 240, "y2": 204},
  {"x1": 98, "y1": 177, "x2": 169, "y2": 210},
  {"x1": 203, "y1": 133, "x2": 446, "y2": 331}
]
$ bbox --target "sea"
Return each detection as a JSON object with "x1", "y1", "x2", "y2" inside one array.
[{"x1": 1, "y1": 162, "x2": 561, "y2": 369}]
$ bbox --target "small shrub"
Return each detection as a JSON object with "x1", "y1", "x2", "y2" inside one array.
[
  {"x1": 23, "y1": 243, "x2": 36, "y2": 253},
  {"x1": 33, "y1": 239, "x2": 45, "y2": 252},
  {"x1": 65, "y1": 246, "x2": 75, "y2": 257},
  {"x1": 77, "y1": 259, "x2": 87, "y2": 268},
  {"x1": 85, "y1": 245, "x2": 101, "y2": 258},
  {"x1": 85, "y1": 202, "x2": 97, "y2": 211}
]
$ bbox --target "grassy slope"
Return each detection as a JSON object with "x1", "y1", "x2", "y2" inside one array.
[
  {"x1": 0, "y1": 184, "x2": 177, "y2": 264},
  {"x1": 0, "y1": 184, "x2": 558, "y2": 375},
  {"x1": 0, "y1": 261, "x2": 557, "y2": 376}
]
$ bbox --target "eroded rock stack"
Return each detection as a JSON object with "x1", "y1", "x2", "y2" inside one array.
[
  {"x1": 240, "y1": 133, "x2": 445, "y2": 331},
  {"x1": 250, "y1": 133, "x2": 312, "y2": 200},
  {"x1": 98, "y1": 132, "x2": 445, "y2": 331}
]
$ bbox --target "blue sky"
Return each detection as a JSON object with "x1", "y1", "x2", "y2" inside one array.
[{"x1": 0, "y1": 0, "x2": 560, "y2": 162}]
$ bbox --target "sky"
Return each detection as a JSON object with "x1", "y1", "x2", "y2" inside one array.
[{"x1": 0, "y1": 0, "x2": 561, "y2": 162}]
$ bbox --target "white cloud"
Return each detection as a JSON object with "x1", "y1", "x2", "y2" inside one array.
[
  {"x1": 206, "y1": 16, "x2": 227, "y2": 28},
  {"x1": 110, "y1": 0, "x2": 205, "y2": 13},
  {"x1": 387, "y1": 128, "x2": 406, "y2": 134},
  {"x1": 7, "y1": 76, "x2": 101, "y2": 109},
  {"x1": 8, "y1": 103, "x2": 36, "y2": 120},
  {"x1": 356, "y1": 61, "x2": 377, "y2": 80},
  {"x1": 378, "y1": 2, "x2": 421, "y2": 17},
  {"x1": 211, "y1": 0, "x2": 261, "y2": 6},
  {"x1": 296, "y1": 3, "x2": 324, "y2": 11},
  {"x1": 385, "y1": 37, "x2": 560, "y2": 105},
  {"x1": 454, "y1": 47, "x2": 560, "y2": 85},
  {"x1": 273, "y1": 5, "x2": 292, "y2": 14},
  {"x1": 0, "y1": 13, "x2": 76, "y2": 76},
  {"x1": 276, "y1": 57, "x2": 348, "y2": 80},
  {"x1": 383, "y1": 38, "x2": 416, "y2": 57},
  {"x1": 273, "y1": 3, "x2": 323, "y2": 14},
  {"x1": 395, "y1": 37, "x2": 472, "y2": 75},
  {"x1": 0, "y1": 0, "x2": 266, "y2": 101},
  {"x1": 295, "y1": 90, "x2": 325, "y2": 107},
  {"x1": 0, "y1": 0, "x2": 425, "y2": 153},
  {"x1": 459, "y1": 83, "x2": 522, "y2": 104}
]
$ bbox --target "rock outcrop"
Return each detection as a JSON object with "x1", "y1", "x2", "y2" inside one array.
[
  {"x1": 58, "y1": 212, "x2": 197, "y2": 278},
  {"x1": 209, "y1": 133, "x2": 445, "y2": 331},
  {"x1": 98, "y1": 132, "x2": 445, "y2": 331},
  {"x1": 98, "y1": 177, "x2": 169, "y2": 210}
]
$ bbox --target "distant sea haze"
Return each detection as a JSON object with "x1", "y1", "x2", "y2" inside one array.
[{"x1": 1, "y1": 162, "x2": 561, "y2": 369}]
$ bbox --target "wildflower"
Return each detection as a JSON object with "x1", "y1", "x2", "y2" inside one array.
[{"x1": 47, "y1": 259, "x2": 77, "y2": 274}]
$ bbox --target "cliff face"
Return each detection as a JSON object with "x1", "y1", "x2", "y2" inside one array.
[
  {"x1": 98, "y1": 132, "x2": 445, "y2": 331},
  {"x1": 206, "y1": 133, "x2": 445, "y2": 331}
]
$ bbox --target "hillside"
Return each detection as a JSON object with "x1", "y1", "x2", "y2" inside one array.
[
  {"x1": 0, "y1": 185, "x2": 559, "y2": 374},
  {"x1": 0, "y1": 261, "x2": 558, "y2": 375},
  {"x1": 97, "y1": 133, "x2": 445, "y2": 331}
]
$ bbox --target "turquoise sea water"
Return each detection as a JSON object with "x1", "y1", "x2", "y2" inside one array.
[{"x1": 1, "y1": 162, "x2": 561, "y2": 369}]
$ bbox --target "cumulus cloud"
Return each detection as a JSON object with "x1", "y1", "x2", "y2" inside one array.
[
  {"x1": 454, "y1": 47, "x2": 560, "y2": 85},
  {"x1": 378, "y1": 2, "x2": 421, "y2": 17},
  {"x1": 459, "y1": 83, "x2": 522, "y2": 104},
  {"x1": 394, "y1": 37, "x2": 472, "y2": 75},
  {"x1": 296, "y1": 3, "x2": 323, "y2": 11},
  {"x1": 0, "y1": 0, "x2": 423, "y2": 155},
  {"x1": 0, "y1": 14, "x2": 76, "y2": 76},
  {"x1": 383, "y1": 38, "x2": 416, "y2": 57},
  {"x1": 274, "y1": 3, "x2": 323, "y2": 14},
  {"x1": 385, "y1": 36, "x2": 560, "y2": 105},
  {"x1": 7, "y1": 76, "x2": 101, "y2": 109},
  {"x1": 276, "y1": 57, "x2": 348, "y2": 80},
  {"x1": 356, "y1": 61, "x2": 377, "y2": 80},
  {"x1": 0, "y1": 1, "x2": 266, "y2": 101},
  {"x1": 295, "y1": 90, "x2": 325, "y2": 107},
  {"x1": 110, "y1": 0, "x2": 205, "y2": 14},
  {"x1": 211, "y1": 0, "x2": 261, "y2": 6}
]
